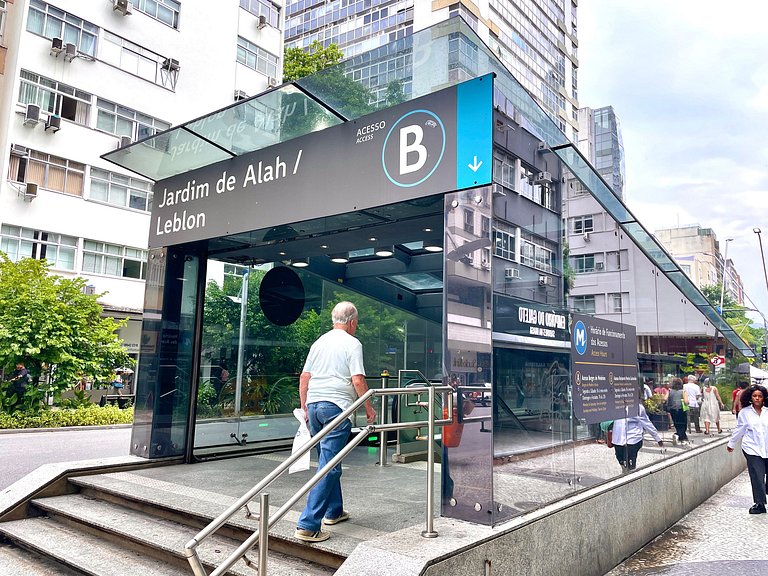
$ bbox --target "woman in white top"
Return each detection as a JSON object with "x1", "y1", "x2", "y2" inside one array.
[
  {"x1": 699, "y1": 378, "x2": 724, "y2": 435},
  {"x1": 727, "y1": 384, "x2": 768, "y2": 514},
  {"x1": 611, "y1": 401, "x2": 663, "y2": 473}
]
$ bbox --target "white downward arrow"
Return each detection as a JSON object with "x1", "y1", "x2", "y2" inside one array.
[{"x1": 468, "y1": 156, "x2": 483, "y2": 172}]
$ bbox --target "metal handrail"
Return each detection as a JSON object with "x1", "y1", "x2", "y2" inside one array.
[{"x1": 184, "y1": 384, "x2": 452, "y2": 576}]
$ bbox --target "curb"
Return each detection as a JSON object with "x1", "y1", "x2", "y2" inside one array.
[{"x1": 0, "y1": 423, "x2": 133, "y2": 435}]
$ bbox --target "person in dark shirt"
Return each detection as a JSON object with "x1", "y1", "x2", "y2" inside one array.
[{"x1": 8, "y1": 363, "x2": 30, "y2": 396}]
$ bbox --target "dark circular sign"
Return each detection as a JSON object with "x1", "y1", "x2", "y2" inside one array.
[{"x1": 259, "y1": 266, "x2": 305, "y2": 326}]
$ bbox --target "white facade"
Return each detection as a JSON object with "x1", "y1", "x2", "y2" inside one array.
[
  {"x1": 566, "y1": 109, "x2": 717, "y2": 347},
  {"x1": 285, "y1": 0, "x2": 579, "y2": 141},
  {"x1": 0, "y1": 0, "x2": 285, "y2": 355}
]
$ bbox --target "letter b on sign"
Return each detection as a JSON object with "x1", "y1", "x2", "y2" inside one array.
[{"x1": 382, "y1": 110, "x2": 445, "y2": 188}]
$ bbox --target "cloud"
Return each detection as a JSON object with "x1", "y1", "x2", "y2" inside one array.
[{"x1": 579, "y1": 0, "x2": 768, "y2": 315}]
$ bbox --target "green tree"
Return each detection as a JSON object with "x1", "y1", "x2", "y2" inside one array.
[
  {"x1": 0, "y1": 255, "x2": 131, "y2": 411},
  {"x1": 701, "y1": 284, "x2": 761, "y2": 348},
  {"x1": 282, "y1": 41, "x2": 344, "y2": 82}
]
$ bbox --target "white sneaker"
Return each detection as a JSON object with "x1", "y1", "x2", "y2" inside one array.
[{"x1": 672, "y1": 434, "x2": 678, "y2": 446}]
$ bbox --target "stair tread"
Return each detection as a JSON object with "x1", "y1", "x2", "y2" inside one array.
[
  {"x1": 70, "y1": 471, "x2": 376, "y2": 556},
  {"x1": 0, "y1": 517, "x2": 186, "y2": 576},
  {"x1": 30, "y1": 493, "x2": 334, "y2": 575},
  {"x1": 0, "y1": 543, "x2": 82, "y2": 576}
]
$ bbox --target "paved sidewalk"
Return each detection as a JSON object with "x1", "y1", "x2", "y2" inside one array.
[{"x1": 605, "y1": 467, "x2": 768, "y2": 575}]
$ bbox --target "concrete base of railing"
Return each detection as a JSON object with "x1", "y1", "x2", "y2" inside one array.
[{"x1": 336, "y1": 437, "x2": 745, "y2": 576}]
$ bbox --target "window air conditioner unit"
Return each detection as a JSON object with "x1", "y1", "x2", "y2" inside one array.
[
  {"x1": 63, "y1": 43, "x2": 77, "y2": 62},
  {"x1": 267, "y1": 76, "x2": 278, "y2": 87},
  {"x1": 23, "y1": 104, "x2": 41, "y2": 126},
  {"x1": 533, "y1": 171, "x2": 552, "y2": 185},
  {"x1": 119, "y1": 135, "x2": 133, "y2": 148},
  {"x1": 505, "y1": 268, "x2": 520, "y2": 279},
  {"x1": 113, "y1": 0, "x2": 133, "y2": 15},
  {"x1": 258, "y1": 15, "x2": 267, "y2": 29},
  {"x1": 234, "y1": 89, "x2": 248, "y2": 101},
  {"x1": 45, "y1": 114, "x2": 61, "y2": 133},
  {"x1": 162, "y1": 57, "x2": 180, "y2": 71},
  {"x1": 595, "y1": 262, "x2": 604, "y2": 270},
  {"x1": 583, "y1": 231, "x2": 590, "y2": 242},
  {"x1": 23, "y1": 182, "x2": 38, "y2": 201},
  {"x1": 538, "y1": 275, "x2": 552, "y2": 286},
  {"x1": 50, "y1": 37, "x2": 64, "y2": 56},
  {"x1": 11, "y1": 144, "x2": 29, "y2": 157}
]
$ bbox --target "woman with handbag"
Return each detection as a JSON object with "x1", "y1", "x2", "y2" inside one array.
[
  {"x1": 666, "y1": 377, "x2": 689, "y2": 445},
  {"x1": 727, "y1": 384, "x2": 768, "y2": 514}
]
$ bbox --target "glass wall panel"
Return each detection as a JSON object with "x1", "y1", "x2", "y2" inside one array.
[
  {"x1": 442, "y1": 188, "x2": 494, "y2": 525},
  {"x1": 130, "y1": 246, "x2": 201, "y2": 458}
]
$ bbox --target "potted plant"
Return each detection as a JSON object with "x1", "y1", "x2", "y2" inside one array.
[{"x1": 643, "y1": 393, "x2": 670, "y2": 431}]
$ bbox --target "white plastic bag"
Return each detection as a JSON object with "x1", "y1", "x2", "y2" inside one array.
[{"x1": 289, "y1": 408, "x2": 311, "y2": 474}]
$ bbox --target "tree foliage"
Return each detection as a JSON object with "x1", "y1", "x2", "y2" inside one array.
[
  {"x1": 701, "y1": 283, "x2": 762, "y2": 349},
  {"x1": 282, "y1": 40, "x2": 344, "y2": 82},
  {"x1": 0, "y1": 255, "x2": 131, "y2": 410}
]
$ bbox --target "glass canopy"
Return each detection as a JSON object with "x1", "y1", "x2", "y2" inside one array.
[{"x1": 101, "y1": 17, "x2": 753, "y2": 357}]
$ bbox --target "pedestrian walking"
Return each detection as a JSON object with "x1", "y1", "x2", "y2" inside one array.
[
  {"x1": 700, "y1": 378, "x2": 724, "y2": 435},
  {"x1": 295, "y1": 301, "x2": 377, "y2": 543},
  {"x1": 610, "y1": 398, "x2": 663, "y2": 473},
  {"x1": 727, "y1": 384, "x2": 768, "y2": 514},
  {"x1": 683, "y1": 375, "x2": 702, "y2": 433},
  {"x1": 666, "y1": 377, "x2": 689, "y2": 445}
]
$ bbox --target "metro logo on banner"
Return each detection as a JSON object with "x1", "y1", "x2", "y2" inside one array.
[{"x1": 710, "y1": 356, "x2": 726, "y2": 366}]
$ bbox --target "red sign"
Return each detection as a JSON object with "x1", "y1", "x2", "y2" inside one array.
[{"x1": 710, "y1": 356, "x2": 726, "y2": 366}]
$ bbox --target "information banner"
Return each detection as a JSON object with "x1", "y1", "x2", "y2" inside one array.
[{"x1": 571, "y1": 314, "x2": 639, "y2": 424}]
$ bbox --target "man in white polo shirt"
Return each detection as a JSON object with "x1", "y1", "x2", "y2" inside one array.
[
  {"x1": 684, "y1": 374, "x2": 702, "y2": 434},
  {"x1": 295, "y1": 301, "x2": 377, "y2": 543}
]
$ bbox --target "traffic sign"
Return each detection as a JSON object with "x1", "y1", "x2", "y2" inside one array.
[{"x1": 710, "y1": 356, "x2": 725, "y2": 366}]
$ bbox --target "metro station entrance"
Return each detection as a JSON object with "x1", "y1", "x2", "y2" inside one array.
[{"x1": 191, "y1": 196, "x2": 445, "y2": 458}]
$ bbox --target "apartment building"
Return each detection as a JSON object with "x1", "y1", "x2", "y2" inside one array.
[
  {"x1": 285, "y1": 0, "x2": 579, "y2": 140},
  {"x1": 0, "y1": 0, "x2": 285, "y2": 368}
]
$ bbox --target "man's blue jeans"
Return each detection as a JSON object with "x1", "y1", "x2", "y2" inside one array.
[{"x1": 297, "y1": 401, "x2": 351, "y2": 531}]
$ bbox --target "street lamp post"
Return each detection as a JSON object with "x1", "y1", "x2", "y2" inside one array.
[
  {"x1": 719, "y1": 238, "x2": 733, "y2": 314},
  {"x1": 755, "y1": 228, "x2": 768, "y2": 298}
]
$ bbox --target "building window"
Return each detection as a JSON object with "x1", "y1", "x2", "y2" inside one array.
[
  {"x1": 608, "y1": 292, "x2": 627, "y2": 313},
  {"x1": 494, "y1": 229, "x2": 515, "y2": 261},
  {"x1": 572, "y1": 295, "x2": 596, "y2": 314},
  {"x1": 571, "y1": 215, "x2": 594, "y2": 235},
  {"x1": 519, "y1": 166, "x2": 535, "y2": 200},
  {"x1": 463, "y1": 209, "x2": 475, "y2": 234},
  {"x1": 100, "y1": 31, "x2": 173, "y2": 89},
  {"x1": 239, "y1": 0, "x2": 280, "y2": 27},
  {"x1": 82, "y1": 240, "x2": 147, "y2": 280},
  {"x1": 25, "y1": 150, "x2": 85, "y2": 196},
  {"x1": 573, "y1": 254, "x2": 595, "y2": 273},
  {"x1": 89, "y1": 168, "x2": 153, "y2": 212},
  {"x1": 18, "y1": 70, "x2": 92, "y2": 125},
  {"x1": 0, "y1": 224, "x2": 76, "y2": 270},
  {"x1": 237, "y1": 36, "x2": 279, "y2": 79},
  {"x1": 0, "y1": 1, "x2": 7, "y2": 44},
  {"x1": 493, "y1": 151, "x2": 516, "y2": 190},
  {"x1": 481, "y1": 216, "x2": 491, "y2": 238},
  {"x1": 26, "y1": 0, "x2": 98, "y2": 57},
  {"x1": 96, "y1": 99, "x2": 170, "y2": 141},
  {"x1": 133, "y1": 0, "x2": 180, "y2": 28},
  {"x1": 520, "y1": 238, "x2": 555, "y2": 273}
]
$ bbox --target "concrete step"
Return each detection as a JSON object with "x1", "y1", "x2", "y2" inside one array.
[
  {"x1": 69, "y1": 471, "x2": 361, "y2": 567},
  {"x1": 0, "y1": 543, "x2": 83, "y2": 576},
  {"x1": 30, "y1": 493, "x2": 334, "y2": 576},
  {"x1": 0, "y1": 517, "x2": 186, "y2": 576}
]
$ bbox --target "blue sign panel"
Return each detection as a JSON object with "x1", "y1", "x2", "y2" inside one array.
[{"x1": 456, "y1": 74, "x2": 493, "y2": 190}]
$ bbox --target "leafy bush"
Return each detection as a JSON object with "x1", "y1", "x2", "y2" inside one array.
[
  {"x1": 643, "y1": 393, "x2": 666, "y2": 415},
  {"x1": 0, "y1": 404, "x2": 133, "y2": 429}
]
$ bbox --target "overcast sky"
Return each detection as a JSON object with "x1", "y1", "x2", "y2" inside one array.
[{"x1": 578, "y1": 1, "x2": 768, "y2": 323}]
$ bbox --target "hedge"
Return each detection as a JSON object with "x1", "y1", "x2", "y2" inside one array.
[{"x1": 0, "y1": 404, "x2": 134, "y2": 429}]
